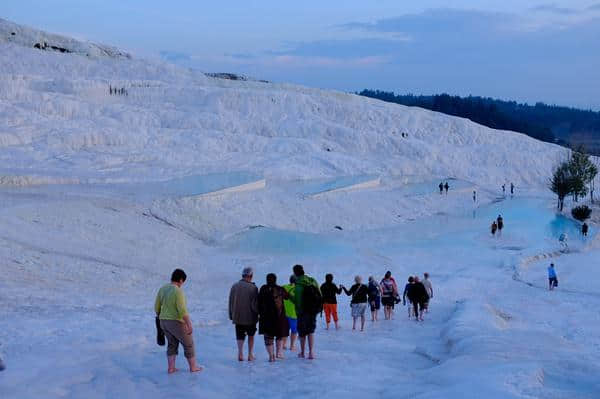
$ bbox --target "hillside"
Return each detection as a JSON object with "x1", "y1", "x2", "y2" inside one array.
[{"x1": 1, "y1": 19, "x2": 599, "y2": 399}]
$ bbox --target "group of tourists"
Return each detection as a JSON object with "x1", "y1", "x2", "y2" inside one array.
[
  {"x1": 439, "y1": 181, "x2": 449, "y2": 194},
  {"x1": 502, "y1": 182, "x2": 515, "y2": 197},
  {"x1": 491, "y1": 214, "x2": 504, "y2": 236},
  {"x1": 153, "y1": 266, "x2": 435, "y2": 372}
]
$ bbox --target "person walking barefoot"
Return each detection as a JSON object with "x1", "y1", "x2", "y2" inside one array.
[
  {"x1": 258, "y1": 274, "x2": 290, "y2": 362},
  {"x1": 293, "y1": 265, "x2": 321, "y2": 360},
  {"x1": 380, "y1": 271, "x2": 398, "y2": 320},
  {"x1": 154, "y1": 269, "x2": 203, "y2": 373},
  {"x1": 229, "y1": 267, "x2": 259, "y2": 361},
  {"x1": 282, "y1": 275, "x2": 298, "y2": 351},
  {"x1": 342, "y1": 276, "x2": 369, "y2": 331},
  {"x1": 367, "y1": 276, "x2": 382, "y2": 321},
  {"x1": 320, "y1": 273, "x2": 342, "y2": 330}
]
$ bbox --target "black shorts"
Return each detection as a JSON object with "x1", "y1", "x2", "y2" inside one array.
[
  {"x1": 381, "y1": 296, "x2": 395, "y2": 308},
  {"x1": 297, "y1": 313, "x2": 317, "y2": 337},
  {"x1": 549, "y1": 277, "x2": 558, "y2": 287},
  {"x1": 235, "y1": 324, "x2": 257, "y2": 340}
]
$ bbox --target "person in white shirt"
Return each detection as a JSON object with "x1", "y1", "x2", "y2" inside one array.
[{"x1": 422, "y1": 273, "x2": 433, "y2": 312}]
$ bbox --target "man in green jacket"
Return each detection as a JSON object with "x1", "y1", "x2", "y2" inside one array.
[
  {"x1": 292, "y1": 264, "x2": 321, "y2": 360},
  {"x1": 155, "y1": 269, "x2": 202, "y2": 373}
]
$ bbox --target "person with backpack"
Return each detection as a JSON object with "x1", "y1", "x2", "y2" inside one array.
[
  {"x1": 282, "y1": 275, "x2": 297, "y2": 351},
  {"x1": 258, "y1": 273, "x2": 290, "y2": 361},
  {"x1": 491, "y1": 220, "x2": 497, "y2": 236},
  {"x1": 409, "y1": 277, "x2": 430, "y2": 321},
  {"x1": 497, "y1": 215, "x2": 504, "y2": 236},
  {"x1": 342, "y1": 276, "x2": 369, "y2": 331},
  {"x1": 154, "y1": 268, "x2": 202, "y2": 374},
  {"x1": 444, "y1": 182, "x2": 449, "y2": 194},
  {"x1": 380, "y1": 271, "x2": 398, "y2": 320},
  {"x1": 320, "y1": 274, "x2": 342, "y2": 330},
  {"x1": 367, "y1": 276, "x2": 382, "y2": 322},
  {"x1": 402, "y1": 276, "x2": 415, "y2": 319},
  {"x1": 292, "y1": 264, "x2": 321, "y2": 360},
  {"x1": 229, "y1": 267, "x2": 259, "y2": 361},
  {"x1": 548, "y1": 263, "x2": 558, "y2": 290}
]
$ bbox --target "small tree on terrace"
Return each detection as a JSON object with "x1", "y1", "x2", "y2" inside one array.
[
  {"x1": 568, "y1": 148, "x2": 598, "y2": 202},
  {"x1": 549, "y1": 162, "x2": 573, "y2": 212}
]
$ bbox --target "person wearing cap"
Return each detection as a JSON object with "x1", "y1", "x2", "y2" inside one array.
[
  {"x1": 229, "y1": 267, "x2": 259, "y2": 361},
  {"x1": 154, "y1": 268, "x2": 202, "y2": 373}
]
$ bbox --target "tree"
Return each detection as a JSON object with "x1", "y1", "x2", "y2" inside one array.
[
  {"x1": 571, "y1": 205, "x2": 592, "y2": 221},
  {"x1": 549, "y1": 162, "x2": 574, "y2": 212},
  {"x1": 568, "y1": 148, "x2": 598, "y2": 201}
]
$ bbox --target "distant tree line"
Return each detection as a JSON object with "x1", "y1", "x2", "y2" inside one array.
[
  {"x1": 357, "y1": 90, "x2": 600, "y2": 153},
  {"x1": 109, "y1": 85, "x2": 128, "y2": 96}
]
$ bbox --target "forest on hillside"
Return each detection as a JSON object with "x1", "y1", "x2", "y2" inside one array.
[{"x1": 358, "y1": 90, "x2": 600, "y2": 154}]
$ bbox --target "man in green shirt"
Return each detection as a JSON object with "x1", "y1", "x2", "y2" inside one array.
[
  {"x1": 155, "y1": 269, "x2": 202, "y2": 373},
  {"x1": 293, "y1": 264, "x2": 321, "y2": 360}
]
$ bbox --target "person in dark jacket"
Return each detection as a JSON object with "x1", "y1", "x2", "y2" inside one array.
[
  {"x1": 444, "y1": 182, "x2": 449, "y2": 194},
  {"x1": 402, "y1": 276, "x2": 415, "y2": 319},
  {"x1": 320, "y1": 273, "x2": 342, "y2": 330},
  {"x1": 582, "y1": 222, "x2": 589, "y2": 237},
  {"x1": 367, "y1": 276, "x2": 382, "y2": 322},
  {"x1": 497, "y1": 215, "x2": 504, "y2": 236},
  {"x1": 439, "y1": 182, "x2": 444, "y2": 194},
  {"x1": 258, "y1": 273, "x2": 290, "y2": 361},
  {"x1": 408, "y1": 277, "x2": 430, "y2": 321},
  {"x1": 229, "y1": 267, "x2": 259, "y2": 361},
  {"x1": 342, "y1": 276, "x2": 369, "y2": 331}
]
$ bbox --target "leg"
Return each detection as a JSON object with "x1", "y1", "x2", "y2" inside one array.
[
  {"x1": 248, "y1": 335, "x2": 255, "y2": 361},
  {"x1": 161, "y1": 320, "x2": 180, "y2": 374},
  {"x1": 167, "y1": 355, "x2": 177, "y2": 374},
  {"x1": 413, "y1": 302, "x2": 419, "y2": 321},
  {"x1": 332, "y1": 304, "x2": 339, "y2": 329},
  {"x1": 360, "y1": 315, "x2": 365, "y2": 331},
  {"x1": 324, "y1": 304, "x2": 331, "y2": 329},
  {"x1": 307, "y1": 334, "x2": 315, "y2": 359},
  {"x1": 163, "y1": 320, "x2": 201, "y2": 373},
  {"x1": 290, "y1": 333, "x2": 297, "y2": 350},
  {"x1": 281, "y1": 336, "x2": 288, "y2": 350},
  {"x1": 299, "y1": 335, "x2": 306, "y2": 358},
  {"x1": 265, "y1": 336, "x2": 275, "y2": 362},
  {"x1": 237, "y1": 339, "x2": 245, "y2": 361},
  {"x1": 276, "y1": 338, "x2": 284, "y2": 359}
]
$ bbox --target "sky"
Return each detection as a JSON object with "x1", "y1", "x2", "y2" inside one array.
[{"x1": 3, "y1": 1, "x2": 600, "y2": 109}]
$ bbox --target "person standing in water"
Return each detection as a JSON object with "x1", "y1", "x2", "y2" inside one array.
[
  {"x1": 293, "y1": 265, "x2": 321, "y2": 360},
  {"x1": 491, "y1": 220, "x2": 498, "y2": 236},
  {"x1": 582, "y1": 222, "x2": 589, "y2": 237},
  {"x1": 258, "y1": 273, "x2": 290, "y2": 361},
  {"x1": 320, "y1": 273, "x2": 342, "y2": 330},
  {"x1": 497, "y1": 215, "x2": 504, "y2": 236},
  {"x1": 229, "y1": 267, "x2": 259, "y2": 361},
  {"x1": 444, "y1": 182, "x2": 449, "y2": 194},
  {"x1": 155, "y1": 268, "x2": 203, "y2": 373},
  {"x1": 548, "y1": 263, "x2": 558, "y2": 290},
  {"x1": 403, "y1": 276, "x2": 415, "y2": 319},
  {"x1": 282, "y1": 275, "x2": 297, "y2": 351},
  {"x1": 342, "y1": 276, "x2": 369, "y2": 331},
  {"x1": 367, "y1": 276, "x2": 382, "y2": 322},
  {"x1": 439, "y1": 182, "x2": 444, "y2": 194},
  {"x1": 380, "y1": 271, "x2": 398, "y2": 320},
  {"x1": 510, "y1": 182, "x2": 515, "y2": 197},
  {"x1": 409, "y1": 276, "x2": 430, "y2": 321}
]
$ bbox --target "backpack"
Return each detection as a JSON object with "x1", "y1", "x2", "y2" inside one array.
[
  {"x1": 381, "y1": 279, "x2": 394, "y2": 296},
  {"x1": 302, "y1": 283, "x2": 323, "y2": 315}
]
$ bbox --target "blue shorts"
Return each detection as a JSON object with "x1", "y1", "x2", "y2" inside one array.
[{"x1": 287, "y1": 317, "x2": 298, "y2": 334}]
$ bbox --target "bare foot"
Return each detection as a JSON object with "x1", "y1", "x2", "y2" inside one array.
[
  {"x1": 298, "y1": 352, "x2": 305, "y2": 358},
  {"x1": 238, "y1": 355, "x2": 244, "y2": 362},
  {"x1": 248, "y1": 354, "x2": 256, "y2": 362},
  {"x1": 190, "y1": 366, "x2": 203, "y2": 373},
  {"x1": 308, "y1": 353, "x2": 315, "y2": 360},
  {"x1": 168, "y1": 368, "x2": 179, "y2": 374},
  {"x1": 276, "y1": 353, "x2": 284, "y2": 359},
  {"x1": 290, "y1": 346, "x2": 296, "y2": 351}
]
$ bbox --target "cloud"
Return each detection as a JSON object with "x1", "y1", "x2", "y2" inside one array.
[{"x1": 530, "y1": 4, "x2": 578, "y2": 15}]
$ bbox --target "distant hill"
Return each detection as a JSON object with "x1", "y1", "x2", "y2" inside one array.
[{"x1": 358, "y1": 90, "x2": 600, "y2": 154}]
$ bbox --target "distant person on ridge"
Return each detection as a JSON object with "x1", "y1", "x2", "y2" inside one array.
[
  {"x1": 439, "y1": 182, "x2": 444, "y2": 194},
  {"x1": 403, "y1": 276, "x2": 415, "y2": 319},
  {"x1": 380, "y1": 271, "x2": 398, "y2": 320},
  {"x1": 368, "y1": 276, "x2": 382, "y2": 321},
  {"x1": 229, "y1": 267, "x2": 259, "y2": 361},
  {"x1": 510, "y1": 182, "x2": 514, "y2": 197},
  {"x1": 154, "y1": 268, "x2": 203, "y2": 373},
  {"x1": 473, "y1": 190, "x2": 477, "y2": 203},
  {"x1": 293, "y1": 264, "x2": 321, "y2": 359},
  {"x1": 320, "y1": 273, "x2": 342, "y2": 330},
  {"x1": 282, "y1": 275, "x2": 297, "y2": 351},
  {"x1": 548, "y1": 263, "x2": 558, "y2": 290},
  {"x1": 422, "y1": 273, "x2": 433, "y2": 312},
  {"x1": 582, "y1": 222, "x2": 589, "y2": 237},
  {"x1": 491, "y1": 220, "x2": 498, "y2": 236},
  {"x1": 342, "y1": 276, "x2": 369, "y2": 331},
  {"x1": 258, "y1": 273, "x2": 290, "y2": 361},
  {"x1": 444, "y1": 182, "x2": 449, "y2": 194},
  {"x1": 409, "y1": 276, "x2": 430, "y2": 321},
  {"x1": 497, "y1": 215, "x2": 504, "y2": 236},
  {"x1": 502, "y1": 184, "x2": 506, "y2": 196}
]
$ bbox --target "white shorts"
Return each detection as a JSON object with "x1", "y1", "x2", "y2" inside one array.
[{"x1": 351, "y1": 303, "x2": 367, "y2": 318}]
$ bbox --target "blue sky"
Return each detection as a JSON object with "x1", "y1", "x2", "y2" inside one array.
[{"x1": 4, "y1": 1, "x2": 600, "y2": 109}]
